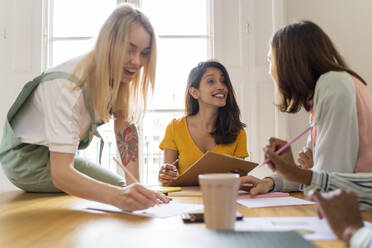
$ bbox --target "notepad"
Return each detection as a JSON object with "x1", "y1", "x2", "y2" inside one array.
[
  {"x1": 237, "y1": 196, "x2": 314, "y2": 208},
  {"x1": 147, "y1": 185, "x2": 182, "y2": 194},
  {"x1": 238, "y1": 192, "x2": 290, "y2": 199},
  {"x1": 167, "y1": 186, "x2": 202, "y2": 197}
]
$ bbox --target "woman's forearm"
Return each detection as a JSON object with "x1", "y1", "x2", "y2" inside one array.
[
  {"x1": 296, "y1": 169, "x2": 313, "y2": 185},
  {"x1": 114, "y1": 120, "x2": 140, "y2": 183},
  {"x1": 50, "y1": 152, "x2": 120, "y2": 205}
]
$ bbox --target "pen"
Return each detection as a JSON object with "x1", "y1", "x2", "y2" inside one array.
[
  {"x1": 263, "y1": 121, "x2": 317, "y2": 165},
  {"x1": 113, "y1": 157, "x2": 171, "y2": 205},
  {"x1": 172, "y1": 159, "x2": 179, "y2": 165},
  {"x1": 165, "y1": 159, "x2": 178, "y2": 172},
  {"x1": 171, "y1": 159, "x2": 179, "y2": 170},
  {"x1": 113, "y1": 157, "x2": 139, "y2": 183}
]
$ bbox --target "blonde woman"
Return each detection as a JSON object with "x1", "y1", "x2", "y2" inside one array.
[{"x1": 0, "y1": 4, "x2": 170, "y2": 211}]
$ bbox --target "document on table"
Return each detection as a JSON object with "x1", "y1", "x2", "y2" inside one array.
[
  {"x1": 237, "y1": 196, "x2": 314, "y2": 208},
  {"x1": 87, "y1": 202, "x2": 203, "y2": 218},
  {"x1": 235, "y1": 217, "x2": 337, "y2": 240}
]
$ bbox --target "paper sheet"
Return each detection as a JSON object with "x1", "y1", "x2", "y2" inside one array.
[
  {"x1": 235, "y1": 217, "x2": 337, "y2": 240},
  {"x1": 237, "y1": 196, "x2": 314, "y2": 208},
  {"x1": 87, "y1": 201, "x2": 203, "y2": 218}
]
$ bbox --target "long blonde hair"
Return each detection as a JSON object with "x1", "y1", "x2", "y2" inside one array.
[{"x1": 75, "y1": 4, "x2": 156, "y2": 123}]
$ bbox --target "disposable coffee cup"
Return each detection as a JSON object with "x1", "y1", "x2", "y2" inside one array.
[{"x1": 199, "y1": 173, "x2": 239, "y2": 230}]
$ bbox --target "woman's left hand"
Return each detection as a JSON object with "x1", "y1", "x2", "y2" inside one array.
[
  {"x1": 298, "y1": 147, "x2": 314, "y2": 169},
  {"x1": 158, "y1": 163, "x2": 179, "y2": 185}
]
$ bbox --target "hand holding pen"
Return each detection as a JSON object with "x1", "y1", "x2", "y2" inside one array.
[
  {"x1": 158, "y1": 159, "x2": 179, "y2": 185},
  {"x1": 113, "y1": 157, "x2": 171, "y2": 210},
  {"x1": 263, "y1": 121, "x2": 317, "y2": 165},
  {"x1": 239, "y1": 122, "x2": 316, "y2": 195},
  {"x1": 264, "y1": 137, "x2": 313, "y2": 185}
]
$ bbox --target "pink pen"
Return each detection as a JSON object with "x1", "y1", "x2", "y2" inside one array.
[
  {"x1": 167, "y1": 159, "x2": 179, "y2": 172},
  {"x1": 263, "y1": 121, "x2": 317, "y2": 164},
  {"x1": 172, "y1": 159, "x2": 179, "y2": 165}
]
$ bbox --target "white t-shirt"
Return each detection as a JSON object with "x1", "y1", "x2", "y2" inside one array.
[{"x1": 12, "y1": 55, "x2": 96, "y2": 154}]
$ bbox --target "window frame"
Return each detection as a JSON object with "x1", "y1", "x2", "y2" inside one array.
[{"x1": 138, "y1": 0, "x2": 213, "y2": 184}]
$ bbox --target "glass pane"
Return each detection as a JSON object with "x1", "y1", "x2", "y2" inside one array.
[
  {"x1": 52, "y1": 39, "x2": 95, "y2": 66},
  {"x1": 142, "y1": 111, "x2": 184, "y2": 185},
  {"x1": 53, "y1": 0, "x2": 116, "y2": 37},
  {"x1": 149, "y1": 38, "x2": 208, "y2": 110},
  {"x1": 141, "y1": 0, "x2": 207, "y2": 36}
]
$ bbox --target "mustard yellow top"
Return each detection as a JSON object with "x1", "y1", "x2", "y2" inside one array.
[{"x1": 159, "y1": 117, "x2": 248, "y2": 174}]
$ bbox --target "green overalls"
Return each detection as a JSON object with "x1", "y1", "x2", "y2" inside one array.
[{"x1": 0, "y1": 72, "x2": 125, "y2": 192}]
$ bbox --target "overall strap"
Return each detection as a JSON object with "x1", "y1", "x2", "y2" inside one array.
[
  {"x1": 38, "y1": 71, "x2": 81, "y2": 84},
  {"x1": 45, "y1": 71, "x2": 105, "y2": 164},
  {"x1": 80, "y1": 86, "x2": 105, "y2": 164},
  {"x1": 9, "y1": 71, "x2": 104, "y2": 163},
  {"x1": 7, "y1": 72, "x2": 80, "y2": 122}
]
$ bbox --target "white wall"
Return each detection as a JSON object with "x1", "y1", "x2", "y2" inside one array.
[
  {"x1": 213, "y1": 0, "x2": 280, "y2": 164},
  {"x1": 0, "y1": 0, "x2": 44, "y2": 190},
  {"x1": 285, "y1": 0, "x2": 372, "y2": 155},
  {"x1": 215, "y1": 0, "x2": 372, "y2": 168}
]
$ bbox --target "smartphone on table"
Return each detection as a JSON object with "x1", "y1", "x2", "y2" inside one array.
[{"x1": 181, "y1": 212, "x2": 243, "y2": 223}]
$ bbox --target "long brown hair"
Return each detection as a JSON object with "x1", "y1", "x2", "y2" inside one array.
[
  {"x1": 185, "y1": 61, "x2": 245, "y2": 145},
  {"x1": 271, "y1": 20, "x2": 366, "y2": 113}
]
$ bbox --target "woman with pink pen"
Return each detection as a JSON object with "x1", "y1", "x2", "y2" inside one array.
[{"x1": 240, "y1": 20, "x2": 372, "y2": 195}]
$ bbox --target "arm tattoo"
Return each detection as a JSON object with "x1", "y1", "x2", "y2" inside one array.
[{"x1": 116, "y1": 124, "x2": 138, "y2": 166}]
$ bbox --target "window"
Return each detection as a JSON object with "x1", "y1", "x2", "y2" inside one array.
[
  {"x1": 46, "y1": 0, "x2": 211, "y2": 184},
  {"x1": 47, "y1": 0, "x2": 117, "y2": 67},
  {"x1": 140, "y1": 0, "x2": 211, "y2": 184},
  {"x1": 46, "y1": 0, "x2": 119, "y2": 175}
]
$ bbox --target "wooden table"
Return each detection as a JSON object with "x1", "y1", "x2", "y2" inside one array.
[{"x1": 1, "y1": 190, "x2": 371, "y2": 248}]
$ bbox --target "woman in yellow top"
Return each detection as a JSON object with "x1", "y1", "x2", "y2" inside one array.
[{"x1": 158, "y1": 61, "x2": 248, "y2": 185}]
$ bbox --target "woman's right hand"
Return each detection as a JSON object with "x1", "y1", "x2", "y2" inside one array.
[
  {"x1": 239, "y1": 175, "x2": 274, "y2": 195},
  {"x1": 113, "y1": 183, "x2": 171, "y2": 211},
  {"x1": 308, "y1": 189, "x2": 364, "y2": 242},
  {"x1": 158, "y1": 163, "x2": 179, "y2": 185}
]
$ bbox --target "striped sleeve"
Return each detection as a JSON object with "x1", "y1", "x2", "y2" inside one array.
[
  {"x1": 350, "y1": 224, "x2": 372, "y2": 248},
  {"x1": 306, "y1": 171, "x2": 372, "y2": 211},
  {"x1": 270, "y1": 175, "x2": 301, "y2": 192}
]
